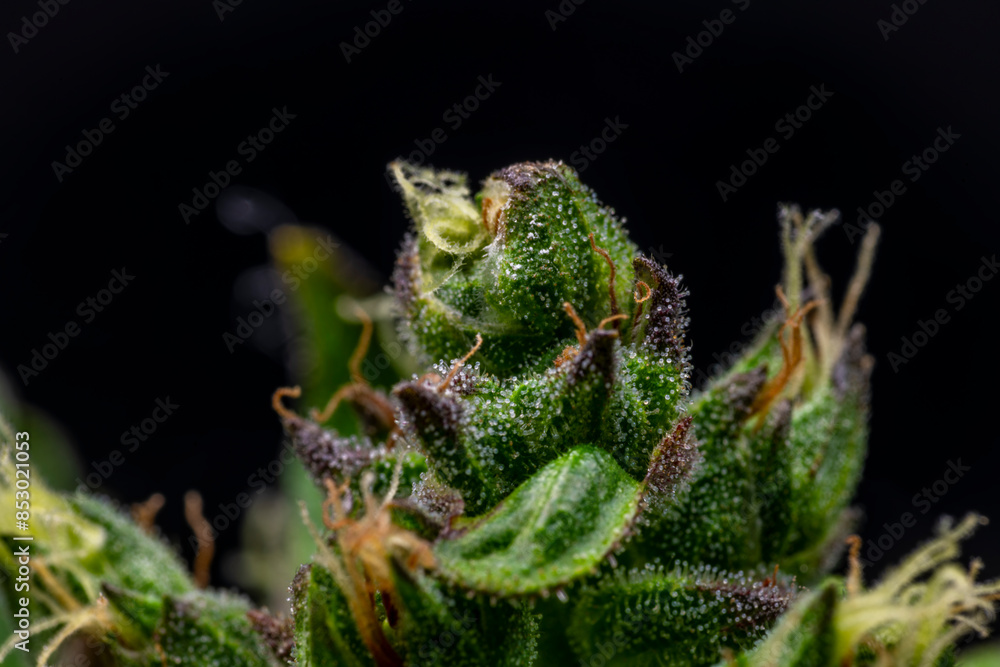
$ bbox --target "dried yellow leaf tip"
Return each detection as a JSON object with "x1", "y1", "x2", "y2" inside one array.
[{"x1": 389, "y1": 161, "x2": 488, "y2": 255}]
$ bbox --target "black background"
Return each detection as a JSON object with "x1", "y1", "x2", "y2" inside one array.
[{"x1": 1, "y1": 0, "x2": 998, "y2": 594}]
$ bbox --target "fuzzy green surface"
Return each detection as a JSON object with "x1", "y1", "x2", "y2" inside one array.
[
  {"x1": 633, "y1": 370, "x2": 762, "y2": 571},
  {"x1": 12, "y1": 165, "x2": 991, "y2": 667},
  {"x1": 393, "y1": 565, "x2": 539, "y2": 666},
  {"x1": 71, "y1": 493, "x2": 195, "y2": 597},
  {"x1": 155, "y1": 590, "x2": 283, "y2": 667},
  {"x1": 434, "y1": 446, "x2": 639, "y2": 595},
  {"x1": 291, "y1": 563, "x2": 373, "y2": 667},
  {"x1": 393, "y1": 161, "x2": 637, "y2": 377},
  {"x1": 569, "y1": 564, "x2": 796, "y2": 666}
]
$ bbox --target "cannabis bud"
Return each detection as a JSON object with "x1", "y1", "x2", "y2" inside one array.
[
  {"x1": 4, "y1": 160, "x2": 997, "y2": 667},
  {"x1": 391, "y1": 160, "x2": 692, "y2": 511}
]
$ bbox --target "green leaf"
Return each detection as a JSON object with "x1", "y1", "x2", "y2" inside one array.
[
  {"x1": 102, "y1": 584, "x2": 175, "y2": 665},
  {"x1": 155, "y1": 590, "x2": 283, "y2": 667},
  {"x1": 103, "y1": 583, "x2": 165, "y2": 639},
  {"x1": 783, "y1": 329, "x2": 870, "y2": 560},
  {"x1": 0, "y1": 381, "x2": 81, "y2": 491},
  {"x1": 393, "y1": 161, "x2": 639, "y2": 376},
  {"x1": 746, "y1": 400, "x2": 795, "y2": 564},
  {"x1": 70, "y1": 493, "x2": 195, "y2": 597},
  {"x1": 393, "y1": 564, "x2": 538, "y2": 666},
  {"x1": 569, "y1": 564, "x2": 797, "y2": 667},
  {"x1": 393, "y1": 380, "x2": 499, "y2": 513},
  {"x1": 291, "y1": 563, "x2": 374, "y2": 667},
  {"x1": 394, "y1": 328, "x2": 627, "y2": 514},
  {"x1": 633, "y1": 369, "x2": 765, "y2": 571},
  {"x1": 434, "y1": 446, "x2": 640, "y2": 595},
  {"x1": 715, "y1": 580, "x2": 838, "y2": 667}
]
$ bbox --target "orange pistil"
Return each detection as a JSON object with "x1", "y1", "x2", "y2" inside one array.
[
  {"x1": 271, "y1": 306, "x2": 399, "y2": 443},
  {"x1": 184, "y1": 491, "x2": 215, "y2": 589},
  {"x1": 563, "y1": 302, "x2": 589, "y2": 347},
  {"x1": 846, "y1": 535, "x2": 863, "y2": 597},
  {"x1": 749, "y1": 285, "x2": 821, "y2": 421},
  {"x1": 481, "y1": 196, "x2": 504, "y2": 236},
  {"x1": 633, "y1": 280, "x2": 652, "y2": 304},
  {"x1": 556, "y1": 302, "x2": 590, "y2": 368},
  {"x1": 272, "y1": 386, "x2": 302, "y2": 422},
  {"x1": 155, "y1": 641, "x2": 169, "y2": 667},
  {"x1": 303, "y1": 464, "x2": 433, "y2": 667},
  {"x1": 588, "y1": 233, "x2": 620, "y2": 318},
  {"x1": 131, "y1": 493, "x2": 165, "y2": 535},
  {"x1": 598, "y1": 314, "x2": 628, "y2": 330},
  {"x1": 556, "y1": 302, "x2": 624, "y2": 367},
  {"x1": 762, "y1": 563, "x2": 781, "y2": 587},
  {"x1": 416, "y1": 333, "x2": 483, "y2": 392},
  {"x1": 322, "y1": 475, "x2": 436, "y2": 584},
  {"x1": 311, "y1": 306, "x2": 395, "y2": 430},
  {"x1": 438, "y1": 334, "x2": 483, "y2": 393}
]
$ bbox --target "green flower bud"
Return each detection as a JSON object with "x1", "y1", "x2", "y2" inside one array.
[
  {"x1": 633, "y1": 206, "x2": 880, "y2": 580},
  {"x1": 392, "y1": 160, "x2": 640, "y2": 376},
  {"x1": 390, "y1": 161, "x2": 692, "y2": 518},
  {"x1": 11, "y1": 162, "x2": 999, "y2": 667},
  {"x1": 569, "y1": 563, "x2": 797, "y2": 666}
]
